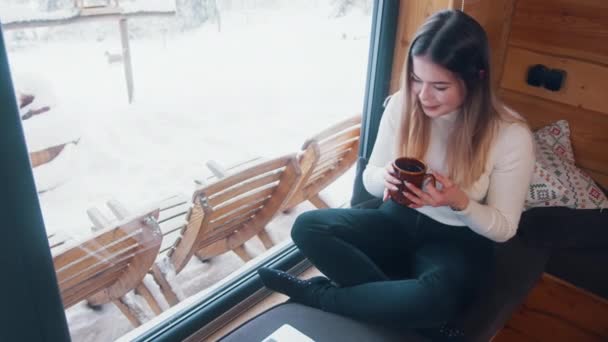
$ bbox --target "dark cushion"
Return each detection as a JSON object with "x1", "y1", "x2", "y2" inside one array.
[
  {"x1": 546, "y1": 248, "x2": 608, "y2": 299},
  {"x1": 518, "y1": 207, "x2": 608, "y2": 249},
  {"x1": 459, "y1": 236, "x2": 549, "y2": 341},
  {"x1": 219, "y1": 302, "x2": 426, "y2": 342}
]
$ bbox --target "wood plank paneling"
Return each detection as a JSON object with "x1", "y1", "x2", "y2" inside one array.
[
  {"x1": 501, "y1": 47, "x2": 608, "y2": 115},
  {"x1": 510, "y1": 0, "x2": 608, "y2": 66},
  {"x1": 390, "y1": 0, "x2": 516, "y2": 92},
  {"x1": 495, "y1": 274, "x2": 608, "y2": 342},
  {"x1": 464, "y1": 0, "x2": 516, "y2": 88},
  {"x1": 499, "y1": 89, "x2": 608, "y2": 188},
  {"x1": 390, "y1": 0, "x2": 453, "y2": 92},
  {"x1": 491, "y1": 327, "x2": 537, "y2": 342}
]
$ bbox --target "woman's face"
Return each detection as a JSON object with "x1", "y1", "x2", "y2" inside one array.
[{"x1": 411, "y1": 55, "x2": 466, "y2": 118}]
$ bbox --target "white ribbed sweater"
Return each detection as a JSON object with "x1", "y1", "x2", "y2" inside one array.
[{"x1": 363, "y1": 93, "x2": 535, "y2": 242}]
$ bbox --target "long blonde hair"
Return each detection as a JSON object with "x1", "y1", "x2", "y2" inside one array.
[{"x1": 396, "y1": 10, "x2": 522, "y2": 188}]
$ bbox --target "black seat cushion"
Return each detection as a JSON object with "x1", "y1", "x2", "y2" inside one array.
[
  {"x1": 517, "y1": 206, "x2": 608, "y2": 298},
  {"x1": 518, "y1": 207, "x2": 608, "y2": 249},
  {"x1": 220, "y1": 302, "x2": 426, "y2": 342}
]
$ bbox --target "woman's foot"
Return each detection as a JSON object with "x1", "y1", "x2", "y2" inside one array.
[{"x1": 257, "y1": 267, "x2": 333, "y2": 308}]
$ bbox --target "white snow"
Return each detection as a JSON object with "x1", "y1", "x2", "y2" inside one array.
[{"x1": 5, "y1": 3, "x2": 370, "y2": 341}]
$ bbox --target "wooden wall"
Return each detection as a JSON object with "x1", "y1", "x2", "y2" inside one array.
[
  {"x1": 492, "y1": 274, "x2": 608, "y2": 342},
  {"x1": 389, "y1": 0, "x2": 516, "y2": 92},
  {"x1": 389, "y1": 0, "x2": 456, "y2": 92},
  {"x1": 389, "y1": 0, "x2": 608, "y2": 188},
  {"x1": 498, "y1": 0, "x2": 608, "y2": 189}
]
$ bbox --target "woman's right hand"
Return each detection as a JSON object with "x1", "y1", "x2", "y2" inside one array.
[{"x1": 383, "y1": 162, "x2": 401, "y2": 201}]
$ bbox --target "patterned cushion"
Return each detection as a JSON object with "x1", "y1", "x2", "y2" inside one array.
[
  {"x1": 533, "y1": 120, "x2": 575, "y2": 163},
  {"x1": 525, "y1": 120, "x2": 608, "y2": 209}
]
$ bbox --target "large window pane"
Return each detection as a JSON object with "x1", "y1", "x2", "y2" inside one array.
[{"x1": 3, "y1": 0, "x2": 371, "y2": 340}]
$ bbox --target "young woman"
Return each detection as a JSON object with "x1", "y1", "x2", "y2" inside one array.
[{"x1": 258, "y1": 9, "x2": 535, "y2": 337}]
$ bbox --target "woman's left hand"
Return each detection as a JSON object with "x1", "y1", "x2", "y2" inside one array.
[{"x1": 403, "y1": 172, "x2": 470, "y2": 210}]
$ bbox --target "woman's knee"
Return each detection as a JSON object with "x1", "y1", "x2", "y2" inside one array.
[
  {"x1": 291, "y1": 210, "x2": 323, "y2": 245},
  {"x1": 291, "y1": 209, "x2": 341, "y2": 244}
]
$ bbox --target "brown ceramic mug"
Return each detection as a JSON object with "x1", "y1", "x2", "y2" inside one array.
[{"x1": 389, "y1": 157, "x2": 436, "y2": 206}]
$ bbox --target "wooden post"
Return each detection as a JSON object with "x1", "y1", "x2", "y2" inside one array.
[{"x1": 119, "y1": 18, "x2": 134, "y2": 103}]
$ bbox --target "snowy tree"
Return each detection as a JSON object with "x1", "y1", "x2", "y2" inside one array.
[
  {"x1": 330, "y1": 0, "x2": 372, "y2": 17},
  {"x1": 176, "y1": 0, "x2": 208, "y2": 29}
]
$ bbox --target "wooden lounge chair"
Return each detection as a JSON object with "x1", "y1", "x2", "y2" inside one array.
[
  {"x1": 150, "y1": 154, "x2": 302, "y2": 306},
  {"x1": 282, "y1": 114, "x2": 361, "y2": 211},
  {"x1": 53, "y1": 208, "x2": 162, "y2": 326}
]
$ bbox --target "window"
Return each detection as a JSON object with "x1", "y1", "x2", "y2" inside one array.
[{"x1": 2, "y1": 1, "x2": 377, "y2": 341}]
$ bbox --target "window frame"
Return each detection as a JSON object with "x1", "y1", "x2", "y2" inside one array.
[{"x1": 0, "y1": 1, "x2": 398, "y2": 340}]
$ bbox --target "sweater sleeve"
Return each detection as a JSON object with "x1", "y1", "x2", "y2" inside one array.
[
  {"x1": 453, "y1": 123, "x2": 535, "y2": 242},
  {"x1": 363, "y1": 92, "x2": 402, "y2": 198}
]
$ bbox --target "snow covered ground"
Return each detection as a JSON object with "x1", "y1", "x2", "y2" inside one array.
[{"x1": 4, "y1": 3, "x2": 370, "y2": 341}]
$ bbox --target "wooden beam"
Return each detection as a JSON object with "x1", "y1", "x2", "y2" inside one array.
[{"x1": 2, "y1": 9, "x2": 175, "y2": 31}]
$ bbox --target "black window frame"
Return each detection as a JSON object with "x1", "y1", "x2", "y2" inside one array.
[{"x1": 0, "y1": 1, "x2": 398, "y2": 340}]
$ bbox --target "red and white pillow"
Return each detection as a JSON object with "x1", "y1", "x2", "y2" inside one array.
[{"x1": 525, "y1": 120, "x2": 608, "y2": 210}]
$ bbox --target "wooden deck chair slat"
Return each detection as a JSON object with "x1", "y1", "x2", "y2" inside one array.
[
  {"x1": 318, "y1": 134, "x2": 359, "y2": 157},
  {"x1": 305, "y1": 151, "x2": 359, "y2": 201},
  {"x1": 208, "y1": 206, "x2": 261, "y2": 230},
  {"x1": 62, "y1": 272, "x2": 123, "y2": 306},
  {"x1": 87, "y1": 230, "x2": 162, "y2": 306},
  {"x1": 207, "y1": 201, "x2": 267, "y2": 234},
  {"x1": 309, "y1": 161, "x2": 344, "y2": 183},
  {"x1": 317, "y1": 125, "x2": 360, "y2": 148},
  {"x1": 57, "y1": 247, "x2": 138, "y2": 291},
  {"x1": 56, "y1": 243, "x2": 137, "y2": 285},
  {"x1": 169, "y1": 154, "x2": 301, "y2": 274},
  {"x1": 60, "y1": 255, "x2": 134, "y2": 307},
  {"x1": 208, "y1": 171, "x2": 282, "y2": 207},
  {"x1": 196, "y1": 229, "x2": 234, "y2": 250},
  {"x1": 53, "y1": 224, "x2": 146, "y2": 269},
  {"x1": 315, "y1": 147, "x2": 352, "y2": 168},
  {"x1": 61, "y1": 262, "x2": 131, "y2": 307},
  {"x1": 180, "y1": 204, "x2": 204, "y2": 237},
  {"x1": 283, "y1": 115, "x2": 361, "y2": 211},
  {"x1": 62, "y1": 258, "x2": 129, "y2": 293},
  {"x1": 61, "y1": 237, "x2": 161, "y2": 297},
  {"x1": 207, "y1": 196, "x2": 268, "y2": 227},
  {"x1": 310, "y1": 155, "x2": 348, "y2": 180},
  {"x1": 208, "y1": 186, "x2": 275, "y2": 220},
  {"x1": 53, "y1": 229, "x2": 140, "y2": 270},
  {"x1": 195, "y1": 220, "x2": 268, "y2": 258},
  {"x1": 199, "y1": 156, "x2": 291, "y2": 196},
  {"x1": 303, "y1": 116, "x2": 361, "y2": 145},
  {"x1": 307, "y1": 172, "x2": 330, "y2": 187},
  {"x1": 53, "y1": 209, "x2": 161, "y2": 320},
  {"x1": 317, "y1": 137, "x2": 357, "y2": 157},
  {"x1": 199, "y1": 210, "x2": 265, "y2": 249},
  {"x1": 316, "y1": 122, "x2": 359, "y2": 144}
]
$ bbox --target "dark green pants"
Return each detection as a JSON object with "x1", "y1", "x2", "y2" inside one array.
[{"x1": 291, "y1": 200, "x2": 494, "y2": 329}]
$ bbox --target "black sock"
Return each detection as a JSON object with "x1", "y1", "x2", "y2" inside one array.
[{"x1": 257, "y1": 267, "x2": 333, "y2": 308}]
